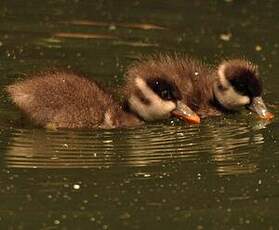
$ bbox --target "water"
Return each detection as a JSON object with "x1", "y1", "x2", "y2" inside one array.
[{"x1": 0, "y1": 0, "x2": 279, "y2": 229}]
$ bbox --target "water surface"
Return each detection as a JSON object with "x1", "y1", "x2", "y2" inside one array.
[{"x1": 0, "y1": 0, "x2": 278, "y2": 229}]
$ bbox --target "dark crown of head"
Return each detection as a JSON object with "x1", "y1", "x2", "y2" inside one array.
[{"x1": 224, "y1": 61, "x2": 262, "y2": 97}]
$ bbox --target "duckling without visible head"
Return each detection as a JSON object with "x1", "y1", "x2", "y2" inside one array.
[
  {"x1": 7, "y1": 70, "x2": 200, "y2": 129},
  {"x1": 126, "y1": 55, "x2": 273, "y2": 120}
]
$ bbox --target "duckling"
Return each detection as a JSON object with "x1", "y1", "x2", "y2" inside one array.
[
  {"x1": 6, "y1": 70, "x2": 200, "y2": 129},
  {"x1": 126, "y1": 55, "x2": 274, "y2": 120}
]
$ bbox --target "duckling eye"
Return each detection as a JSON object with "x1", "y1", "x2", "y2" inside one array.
[
  {"x1": 146, "y1": 77, "x2": 182, "y2": 101},
  {"x1": 161, "y1": 89, "x2": 169, "y2": 99}
]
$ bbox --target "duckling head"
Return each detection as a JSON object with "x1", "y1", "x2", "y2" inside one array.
[
  {"x1": 126, "y1": 76, "x2": 200, "y2": 124},
  {"x1": 214, "y1": 59, "x2": 274, "y2": 120}
]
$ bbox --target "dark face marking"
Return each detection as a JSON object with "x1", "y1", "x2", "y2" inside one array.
[
  {"x1": 146, "y1": 77, "x2": 182, "y2": 101},
  {"x1": 225, "y1": 66, "x2": 263, "y2": 98},
  {"x1": 217, "y1": 82, "x2": 228, "y2": 92}
]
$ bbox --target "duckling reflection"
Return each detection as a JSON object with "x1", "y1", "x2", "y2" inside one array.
[
  {"x1": 127, "y1": 55, "x2": 274, "y2": 120},
  {"x1": 6, "y1": 71, "x2": 200, "y2": 129},
  {"x1": 4, "y1": 120, "x2": 265, "y2": 174},
  {"x1": 3, "y1": 126, "x2": 199, "y2": 169},
  {"x1": 119, "y1": 120, "x2": 265, "y2": 176},
  {"x1": 204, "y1": 121, "x2": 265, "y2": 176},
  {"x1": 4, "y1": 128, "x2": 124, "y2": 168},
  {"x1": 3, "y1": 125, "x2": 202, "y2": 169}
]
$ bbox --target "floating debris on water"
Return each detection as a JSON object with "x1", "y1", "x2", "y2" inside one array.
[
  {"x1": 255, "y1": 45, "x2": 262, "y2": 51},
  {"x1": 220, "y1": 33, "x2": 232, "y2": 41},
  {"x1": 54, "y1": 219, "x2": 60, "y2": 225}
]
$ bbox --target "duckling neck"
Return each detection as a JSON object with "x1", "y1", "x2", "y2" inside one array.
[
  {"x1": 100, "y1": 102, "x2": 143, "y2": 129},
  {"x1": 212, "y1": 80, "x2": 231, "y2": 112},
  {"x1": 121, "y1": 101, "x2": 144, "y2": 123}
]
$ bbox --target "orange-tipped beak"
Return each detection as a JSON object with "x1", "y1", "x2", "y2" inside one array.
[
  {"x1": 248, "y1": 97, "x2": 274, "y2": 121},
  {"x1": 171, "y1": 101, "x2": 201, "y2": 124},
  {"x1": 259, "y1": 111, "x2": 274, "y2": 120},
  {"x1": 172, "y1": 110, "x2": 201, "y2": 124}
]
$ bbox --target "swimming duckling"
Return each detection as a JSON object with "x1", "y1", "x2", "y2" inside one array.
[
  {"x1": 7, "y1": 70, "x2": 200, "y2": 129},
  {"x1": 126, "y1": 55, "x2": 274, "y2": 120}
]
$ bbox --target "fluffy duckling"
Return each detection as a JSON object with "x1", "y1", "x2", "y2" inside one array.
[
  {"x1": 126, "y1": 55, "x2": 274, "y2": 120},
  {"x1": 7, "y1": 70, "x2": 200, "y2": 129}
]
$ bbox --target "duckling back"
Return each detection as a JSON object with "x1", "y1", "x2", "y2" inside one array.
[{"x1": 7, "y1": 71, "x2": 140, "y2": 129}]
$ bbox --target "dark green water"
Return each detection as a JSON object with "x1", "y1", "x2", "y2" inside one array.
[{"x1": 0, "y1": 0, "x2": 278, "y2": 229}]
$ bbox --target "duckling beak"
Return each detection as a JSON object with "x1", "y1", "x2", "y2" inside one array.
[
  {"x1": 171, "y1": 101, "x2": 201, "y2": 124},
  {"x1": 248, "y1": 96, "x2": 274, "y2": 120}
]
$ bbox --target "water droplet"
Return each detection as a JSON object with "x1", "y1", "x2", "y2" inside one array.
[
  {"x1": 102, "y1": 225, "x2": 109, "y2": 230},
  {"x1": 144, "y1": 173, "x2": 151, "y2": 178},
  {"x1": 220, "y1": 33, "x2": 232, "y2": 41},
  {"x1": 119, "y1": 212, "x2": 131, "y2": 219},
  {"x1": 197, "y1": 225, "x2": 204, "y2": 230},
  {"x1": 73, "y1": 184, "x2": 80, "y2": 190},
  {"x1": 174, "y1": 206, "x2": 181, "y2": 211},
  {"x1": 54, "y1": 220, "x2": 60, "y2": 225},
  {"x1": 245, "y1": 219, "x2": 250, "y2": 224},
  {"x1": 255, "y1": 45, "x2": 262, "y2": 51},
  {"x1": 109, "y1": 24, "x2": 116, "y2": 31}
]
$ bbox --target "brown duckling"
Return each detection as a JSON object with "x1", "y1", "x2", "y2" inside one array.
[
  {"x1": 7, "y1": 70, "x2": 200, "y2": 129},
  {"x1": 126, "y1": 55, "x2": 274, "y2": 120}
]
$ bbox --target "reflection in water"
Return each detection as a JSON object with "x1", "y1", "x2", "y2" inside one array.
[
  {"x1": 54, "y1": 32, "x2": 117, "y2": 40},
  {"x1": 112, "y1": 40, "x2": 159, "y2": 47},
  {"x1": 207, "y1": 123, "x2": 264, "y2": 175},
  {"x1": 65, "y1": 20, "x2": 167, "y2": 30},
  {"x1": 36, "y1": 19, "x2": 165, "y2": 48},
  {"x1": 51, "y1": 32, "x2": 159, "y2": 47},
  {"x1": 3, "y1": 119, "x2": 266, "y2": 176}
]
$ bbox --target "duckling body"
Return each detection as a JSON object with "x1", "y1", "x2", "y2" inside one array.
[
  {"x1": 7, "y1": 71, "x2": 141, "y2": 129},
  {"x1": 7, "y1": 70, "x2": 199, "y2": 129},
  {"x1": 126, "y1": 55, "x2": 273, "y2": 119}
]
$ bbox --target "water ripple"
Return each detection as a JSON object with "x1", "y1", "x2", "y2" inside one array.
[{"x1": 1, "y1": 119, "x2": 269, "y2": 176}]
